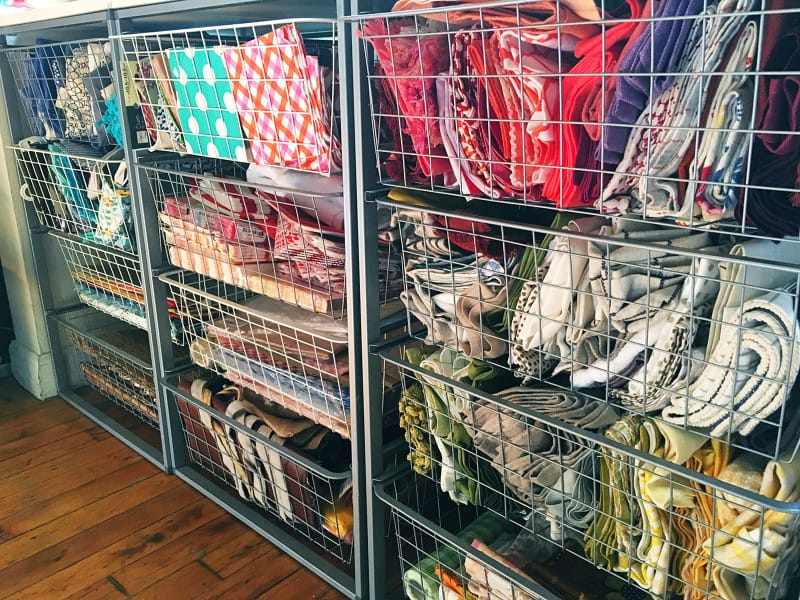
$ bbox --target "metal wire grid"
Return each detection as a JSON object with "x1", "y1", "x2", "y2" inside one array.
[
  {"x1": 53, "y1": 231, "x2": 153, "y2": 331},
  {"x1": 3, "y1": 37, "x2": 120, "y2": 147},
  {"x1": 167, "y1": 381, "x2": 354, "y2": 563},
  {"x1": 55, "y1": 308, "x2": 159, "y2": 427},
  {"x1": 355, "y1": 2, "x2": 800, "y2": 243},
  {"x1": 12, "y1": 145, "x2": 136, "y2": 253},
  {"x1": 115, "y1": 18, "x2": 340, "y2": 172},
  {"x1": 160, "y1": 268, "x2": 353, "y2": 439},
  {"x1": 385, "y1": 199, "x2": 800, "y2": 464},
  {"x1": 140, "y1": 163, "x2": 359, "y2": 319},
  {"x1": 380, "y1": 368, "x2": 800, "y2": 600}
]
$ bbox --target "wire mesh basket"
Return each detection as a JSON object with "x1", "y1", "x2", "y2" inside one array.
[
  {"x1": 384, "y1": 196, "x2": 800, "y2": 463},
  {"x1": 160, "y1": 268, "x2": 352, "y2": 438},
  {"x1": 55, "y1": 307, "x2": 158, "y2": 427},
  {"x1": 355, "y1": 1, "x2": 800, "y2": 242},
  {"x1": 139, "y1": 163, "x2": 377, "y2": 319},
  {"x1": 3, "y1": 38, "x2": 121, "y2": 148},
  {"x1": 165, "y1": 375, "x2": 354, "y2": 563},
  {"x1": 379, "y1": 417, "x2": 800, "y2": 600},
  {"x1": 116, "y1": 18, "x2": 340, "y2": 172},
  {"x1": 12, "y1": 144, "x2": 135, "y2": 253},
  {"x1": 54, "y1": 232, "x2": 150, "y2": 330}
]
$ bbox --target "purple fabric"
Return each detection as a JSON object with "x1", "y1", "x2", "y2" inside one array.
[{"x1": 599, "y1": 0, "x2": 704, "y2": 167}]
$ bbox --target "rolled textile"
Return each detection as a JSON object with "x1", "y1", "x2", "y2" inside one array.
[{"x1": 463, "y1": 386, "x2": 617, "y2": 541}]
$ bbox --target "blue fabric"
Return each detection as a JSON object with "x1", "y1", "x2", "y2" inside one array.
[
  {"x1": 209, "y1": 344, "x2": 350, "y2": 420},
  {"x1": 30, "y1": 40, "x2": 67, "y2": 138},
  {"x1": 48, "y1": 143, "x2": 94, "y2": 229}
]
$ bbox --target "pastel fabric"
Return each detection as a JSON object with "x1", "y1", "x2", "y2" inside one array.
[{"x1": 167, "y1": 47, "x2": 248, "y2": 161}]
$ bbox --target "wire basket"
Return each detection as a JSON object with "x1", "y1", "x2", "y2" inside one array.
[
  {"x1": 54, "y1": 232, "x2": 150, "y2": 330},
  {"x1": 385, "y1": 196, "x2": 800, "y2": 463},
  {"x1": 3, "y1": 38, "x2": 121, "y2": 148},
  {"x1": 355, "y1": 1, "x2": 800, "y2": 242},
  {"x1": 165, "y1": 376, "x2": 354, "y2": 563},
  {"x1": 140, "y1": 163, "x2": 364, "y2": 318},
  {"x1": 55, "y1": 307, "x2": 158, "y2": 427},
  {"x1": 116, "y1": 18, "x2": 340, "y2": 173},
  {"x1": 379, "y1": 420, "x2": 800, "y2": 600},
  {"x1": 160, "y1": 268, "x2": 352, "y2": 438},
  {"x1": 12, "y1": 145, "x2": 135, "y2": 253}
]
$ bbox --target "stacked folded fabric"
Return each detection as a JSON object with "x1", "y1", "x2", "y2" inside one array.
[
  {"x1": 178, "y1": 376, "x2": 352, "y2": 535},
  {"x1": 135, "y1": 24, "x2": 340, "y2": 172},
  {"x1": 19, "y1": 40, "x2": 119, "y2": 146},
  {"x1": 161, "y1": 168, "x2": 403, "y2": 313},
  {"x1": 363, "y1": 0, "x2": 800, "y2": 234}
]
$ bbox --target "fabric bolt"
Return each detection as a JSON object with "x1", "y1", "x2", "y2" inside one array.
[
  {"x1": 223, "y1": 26, "x2": 333, "y2": 172},
  {"x1": 601, "y1": 0, "x2": 754, "y2": 218},
  {"x1": 600, "y1": 0, "x2": 705, "y2": 168},
  {"x1": 359, "y1": 18, "x2": 452, "y2": 180},
  {"x1": 80, "y1": 62, "x2": 115, "y2": 148},
  {"x1": 47, "y1": 144, "x2": 94, "y2": 229},
  {"x1": 167, "y1": 46, "x2": 248, "y2": 161},
  {"x1": 136, "y1": 59, "x2": 185, "y2": 152}
]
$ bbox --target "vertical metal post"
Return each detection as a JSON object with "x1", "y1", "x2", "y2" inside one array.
[
  {"x1": 337, "y1": 1, "x2": 368, "y2": 597},
  {"x1": 346, "y1": 1, "x2": 388, "y2": 597},
  {"x1": 108, "y1": 13, "x2": 184, "y2": 472}
]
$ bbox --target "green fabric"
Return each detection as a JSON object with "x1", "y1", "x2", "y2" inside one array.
[{"x1": 402, "y1": 511, "x2": 509, "y2": 600}]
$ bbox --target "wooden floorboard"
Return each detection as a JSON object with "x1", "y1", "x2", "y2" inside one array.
[{"x1": 0, "y1": 379, "x2": 348, "y2": 600}]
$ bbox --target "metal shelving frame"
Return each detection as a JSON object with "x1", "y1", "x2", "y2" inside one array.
[{"x1": 0, "y1": 2, "x2": 371, "y2": 598}]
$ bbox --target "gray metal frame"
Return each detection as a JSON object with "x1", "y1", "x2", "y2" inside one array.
[{"x1": 0, "y1": 3, "x2": 374, "y2": 598}]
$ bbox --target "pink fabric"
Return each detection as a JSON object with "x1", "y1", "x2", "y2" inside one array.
[
  {"x1": 223, "y1": 25, "x2": 331, "y2": 172},
  {"x1": 359, "y1": 18, "x2": 452, "y2": 180}
]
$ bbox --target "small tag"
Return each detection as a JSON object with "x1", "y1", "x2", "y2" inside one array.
[
  {"x1": 136, "y1": 130, "x2": 148, "y2": 144},
  {"x1": 120, "y1": 61, "x2": 140, "y2": 107}
]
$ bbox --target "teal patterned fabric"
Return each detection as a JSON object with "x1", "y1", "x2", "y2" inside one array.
[{"x1": 167, "y1": 46, "x2": 247, "y2": 161}]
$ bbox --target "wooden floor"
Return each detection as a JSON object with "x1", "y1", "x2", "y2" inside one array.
[{"x1": 0, "y1": 379, "x2": 347, "y2": 600}]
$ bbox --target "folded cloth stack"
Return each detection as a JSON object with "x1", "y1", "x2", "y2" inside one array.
[
  {"x1": 362, "y1": 1, "x2": 600, "y2": 197},
  {"x1": 599, "y1": 0, "x2": 755, "y2": 221},
  {"x1": 395, "y1": 202, "x2": 519, "y2": 360},
  {"x1": 185, "y1": 377, "x2": 350, "y2": 528},
  {"x1": 587, "y1": 416, "x2": 727, "y2": 594},
  {"x1": 405, "y1": 346, "x2": 504, "y2": 506},
  {"x1": 364, "y1": 0, "x2": 800, "y2": 237},
  {"x1": 462, "y1": 386, "x2": 618, "y2": 543},
  {"x1": 204, "y1": 294, "x2": 350, "y2": 384},
  {"x1": 190, "y1": 338, "x2": 350, "y2": 428}
]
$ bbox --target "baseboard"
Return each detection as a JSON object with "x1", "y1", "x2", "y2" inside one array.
[{"x1": 9, "y1": 340, "x2": 57, "y2": 399}]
